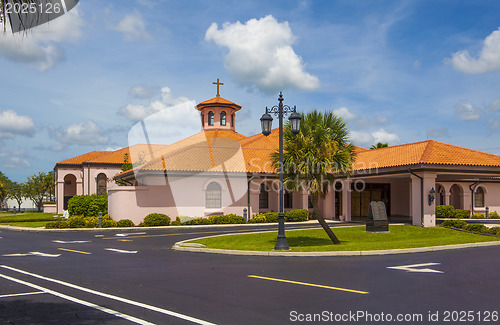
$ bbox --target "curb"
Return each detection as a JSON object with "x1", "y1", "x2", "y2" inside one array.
[{"x1": 172, "y1": 229, "x2": 500, "y2": 257}]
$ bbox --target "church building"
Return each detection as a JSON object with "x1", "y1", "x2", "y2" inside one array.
[{"x1": 54, "y1": 82, "x2": 500, "y2": 226}]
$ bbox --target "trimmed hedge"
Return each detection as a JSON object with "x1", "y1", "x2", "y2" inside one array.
[
  {"x1": 284, "y1": 209, "x2": 309, "y2": 222},
  {"x1": 117, "y1": 219, "x2": 134, "y2": 227},
  {"x1": 436, "y1": 205, "x2": 455, "y2": 218},
  {"x1": 140, "y1": 213, "x2": 170, "y2": 227},
  {"x1": 471, "y1": 213, "x2": 485, "y2": 219},
  {"x1": 208, "y1": 214, "x2": 245, "y2": 224},
  {"x1": 463, "y1": 224, "x2": 488, "y2": 233},
  {"x1": 67, "y1": 195, "x2": 108, "y2": 217},
  {"x1": 454, "y1": 209, "x2": 470, "y2": 219},
  {"x1": 441, "y1": 219, "x2": 467, "y2": 228},
  {"x1": 489, "y1": 211, "x2": 500, "y2": 219},
  {"x1": 45, "y1": 214, "x2": 116, "y2": 229}
]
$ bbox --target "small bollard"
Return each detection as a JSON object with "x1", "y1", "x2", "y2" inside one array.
[
  {"x1": 243, "y1": 208, "x2": 248, "y2": 222},
  {"x1": 486, "y1": 206, "x2": 489, "y2": 219},
  {"x1": 98, "y1": 212, "x2": 102, "y2": 228}
]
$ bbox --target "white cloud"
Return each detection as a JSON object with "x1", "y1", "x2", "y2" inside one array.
[
  {"x1": 349, "y1": 129, "x2": 400, "y2": 148},
  {"x1": 450, "y1": 27, "x2": 500, "y2": 74},
  {"x1": 333, "y1": 107, "x2": 357, "y2": 121},
  {"x1": 128, "y1": 85, "x2": 160, "y2": 99},
  {"x1": 3, "y1": 157, "x2": 31, "y2": 169},
  {"x1": 455, "y1": 101, "x2": 481, "y2": 121},
  {"x1": 0, "y1": 8, "x2": 83, "y2": 71},
  {"x1": 119, "y1": 87, "x2": 195, "y2": 122},
  {"x1": 487, "y1": 99, "x2": 500, "y2": 112},
  {"x1": 110, "y1": 12, "x2": 152, "y2": 41},
  {"x1": 0, "y1": 109, "x2": 35, "y2": 136},
  {"x1": 205, "y1": 15, "x2": 320, "y2": 93},
  {"x1": 50, "y1": 121, "x2": 109, "y2": 145}
]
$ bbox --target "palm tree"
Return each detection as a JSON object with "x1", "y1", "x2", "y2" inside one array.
[
  {"x1": 370, "y1": 142, "x2": 388, "y2": 149},
  {"x1": 272, "y1": 110, "x2": 356, "y2": 244}
]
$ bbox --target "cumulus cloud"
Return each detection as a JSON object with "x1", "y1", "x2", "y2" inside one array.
[
  {"x1": 0, "y1": 8, "x2": 83, "y2": 71},
  {"x1": 110, "y1": 12, "x2": 152, "y2": 41},
  {"x1": 119, "y1": 86, "x2": 195, "y2": 122},
  {"x1": 49, "y1": 121, "x2": 109, "y2": 145},
  {"x1": 333, "y1": 107, "x2": 357, "y2": 121},
  {"x1": 349, "y1": 129, "x2": 400, "y2": 148},
  {"x1": 128, "y1": 85, "x2": 160, "y2": 99},
  {"x1": 450, "y1": 27, "x2": 500, "y2": 74},
  {"x1": 455, "y1": 101, "x2": 481, "y2": 121},
  {"x1": 487, "y1": 99, "x2": 500, "y2": 112},
  {"x1": 3, "y1": 157, "x2": 31, "y2": 169},
  {"x1": 205, "y1": 15, "x2": 319, "y2": 93},
  {"x1": 0, "y1": 109, "x2": 35, "y2": 137}
]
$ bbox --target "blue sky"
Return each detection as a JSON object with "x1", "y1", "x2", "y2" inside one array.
[{"x1": 1, "y1": 0, "x2": 500, "y2": 182}]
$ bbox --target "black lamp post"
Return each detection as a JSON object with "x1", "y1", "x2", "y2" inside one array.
[{"x1": 260, "y1": 92, "x2": 301, "y2": 250}]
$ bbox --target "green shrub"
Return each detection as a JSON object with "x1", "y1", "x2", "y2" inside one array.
[
  {"x1": 441, "y1": 219, "x2": 467, "y2": 228},
  {"x1": 471, "y1": 213, "x2": 485, "y2": 219},
  {"x1": 263, "y1": 211, "x2": 279, "y2": 222},
  {"x1": 453, "y1": 209, "x2": 470, "y2": 219},
  {"x1": 284, "y1": 209, "x2": 309, "y2": 222},
  {"x1": 67, "y1": 215, "x2": 86, "y2": 228},
  {"x1": 101, "y1": 219, "x2": 117, "y2": 228},
  {"x1": 489, "y1": 211, "x2": 500, "y2": 219},
  {"x1": 85, "y1": 216, "x2": 99, "y2": 228},
  {"x1": 68, "y1": 195, "x2": 108, "y2": 217},
  {"x1": 488, "y1": 226, "x2": 500, "y2": 236},
  {"x1": 249, "y1": 213, "x2": 267, "y2": 223},
  {"x1": 184, "y1": 217, "x2": 211, "y2": 225},
  {"x1": 463, "y1": 224, "x2": 488, "y2": 233},
  {"x1": 436, "y1": 205, "x2": 455, "y2": 218},
  {"x1": 141, "y1": 213, "x2": 170, "y2": 226},
  {"x1": 209, "y1": 214, "x2": 246, "y2": 224},
  {"x1": 117, "y1": 219, "x2": 134, "y2": 227},
  {"x1": 45, "y1": 220, "x2": 69, "y2": 229}
]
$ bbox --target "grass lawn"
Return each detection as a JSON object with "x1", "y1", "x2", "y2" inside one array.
[
  {"x1": 0, "y1": 212, "x2": 60, "y2": 226},
  {"x1": 190, "y1": 225, "x2": 500, "y2": 252}
]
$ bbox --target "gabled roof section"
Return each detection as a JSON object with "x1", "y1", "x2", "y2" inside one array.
[
  {"x1": 353, "y1": 140, "x2": 500, "y2": 171},
  {"x1": 56, "y1": 151, "x2": 109, "y2": 165}
]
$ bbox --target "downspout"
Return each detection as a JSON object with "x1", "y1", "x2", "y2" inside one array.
[
  {"x1": 469, "y1": 181, "x2": 479, "y2": 215},
  {"x1": 409, "y1": 169, "x2": 424, "y2": 226}
]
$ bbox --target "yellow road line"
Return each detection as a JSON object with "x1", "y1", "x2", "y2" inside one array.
[
  {"x1": 94, "y1": 235, "x2": 104, "y2": 237},
  {"x1": 58, "y1": 248, "x2": 92, "y2": 255},
  {"x1": 248, "y1": 275, "x2": 369, "y2": 294},
  {"x1": 117, "y1": 239, "x2": 132, "y2": 242}
]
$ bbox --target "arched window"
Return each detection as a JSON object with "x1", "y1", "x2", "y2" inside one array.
[
  {"x1": 96, "y1": 173, "x2": 107, "y2": 196},
  {"x1": 208, "y1": 111, "x2": 214, "y2": 126},
  {"x1": 474, "y1": 187, "x2": 485, "y2": 207},
  {"x1": 231, "y1": 114, "x2": 234, "y2": 127},
  {"x1": 206, "y1": 182, "x2": 221, "y2": 208},
  {"x1": 220, "y1": 111, "x2": 226, "y2": 126},
  {"x1": 259, "y1": 183, "x2": 269, "y2": 209}
]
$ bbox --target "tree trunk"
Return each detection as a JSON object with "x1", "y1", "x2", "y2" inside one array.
[{"x1": 311, "y1": 193, "x2": 341, "y2": 244}]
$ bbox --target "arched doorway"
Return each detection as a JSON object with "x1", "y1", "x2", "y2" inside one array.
[
  {"x1": 63, "y1": 174, "x2": 77, "y2": 210},
  {"x1": 450, "y1": 184, "x2": 462, "y2": 209},
  {"x1": 436, "y1": 184, "x2": 445, "y2": 206},
  {"x1": 96, "y1": 173, "x2": 107, "y2": 196}
]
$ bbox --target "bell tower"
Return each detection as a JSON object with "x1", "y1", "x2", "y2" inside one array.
[{"x1": 196, "y1": 79, "x2": 241, "y2": 132}]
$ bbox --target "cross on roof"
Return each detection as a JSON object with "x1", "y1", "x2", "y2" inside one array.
[{"x1": 213, "y1": 78, "x2": 224, "y2": 97}]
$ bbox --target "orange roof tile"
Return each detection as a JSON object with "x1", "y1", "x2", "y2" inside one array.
[
  {"x1": 196, "y1": 96, "x2": 242, "y2": 111},
  {"x1": 56, "y1": 151, "x2": 109, "y2": 165}
]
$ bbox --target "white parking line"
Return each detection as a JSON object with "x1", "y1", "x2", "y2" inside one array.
[
  {"x1": 0, "y1": 265, "x2": 216, "y2": 325},
  {"x1": 105, "y1": 248, "x2": 138, "y2": 254},
  {"x1": 0, "y1": 273, "x2": 154, "y2": 325},
  {"x1": 0, "y1": 291, "x2": 45, "y2": 298},
  {"x1": 52, "y1": 240, "x2": 91, "y2": 244}
]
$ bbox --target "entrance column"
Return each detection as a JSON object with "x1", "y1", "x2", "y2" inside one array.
[
  {"x1": 422, "y1": 173, "x2": 437, "y2": 227},
  {"x1": 410, "y1": 175, "x2": 421, "y2": 226},
  {"x1": 410, "y1": 173, "x2": 437, "y2": 227},
  {"x1": 341, "y1": 179, "x2": 351, "y2": 221}
]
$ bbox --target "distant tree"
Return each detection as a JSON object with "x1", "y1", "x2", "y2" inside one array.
[
  {"x1": 45, "y1": 171, "x2": 55, "y2": 201},
  {"x1": 370, "y1": 142, "x2": 388, "y2": 149},
  {"x1": 24, "y1": 172, "x2": 52, "y2": 212},
  {"x1": 6, "y1": 182, "x2": 25, "y2": 212},
  {"x1": 122, "y1": 153, "x2": 133, "y2": 172},
  {"x1": 0, "y1": 171, "x2": 10, "y2": 202}
]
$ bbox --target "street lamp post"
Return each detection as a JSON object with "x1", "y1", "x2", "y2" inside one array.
[{"x1": 260, "y1": 92, "x2": 301, "y2": 250}]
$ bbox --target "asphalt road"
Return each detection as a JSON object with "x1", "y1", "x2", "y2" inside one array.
[{"x1": 0, "y1": 223, "x2": 499, "y2": 325}]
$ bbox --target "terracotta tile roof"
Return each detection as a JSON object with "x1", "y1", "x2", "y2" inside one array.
[
  {"x1": 353, "y1": 140, "x2": 500, "y2": 171},
  {"x1": 56, "y1": 151, "x2": 109, "y2": 165},
  {"x1": 196, "y1": 96, "x2": 242, "y2": 111}
]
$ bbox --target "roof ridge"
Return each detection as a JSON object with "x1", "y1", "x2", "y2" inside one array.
[
  {"x1": 419, "y1": 140, "x2": 435, "y2": 163},
  {"x1": 239, "y1": 128, "x2": 278, "y2": 147},
  {"x1": 434, "y1": 140, "x2": 500, "y2": 159}
]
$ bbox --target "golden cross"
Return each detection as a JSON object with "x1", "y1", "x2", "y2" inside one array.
[{"x1": 213, "y1": 78, "x2": 224, "y2": 97}]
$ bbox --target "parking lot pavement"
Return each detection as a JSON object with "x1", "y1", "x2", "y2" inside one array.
[{"x1": 1, "y1": 225, "x2": 500, "y2": 324}]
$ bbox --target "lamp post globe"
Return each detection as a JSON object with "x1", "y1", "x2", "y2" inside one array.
[
  {"x1": 288, "y1": 110, "x2": 301, "y2": 135},
  {"x1": 260, "y1": 109, "x2": 273, "y2": 137}
]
